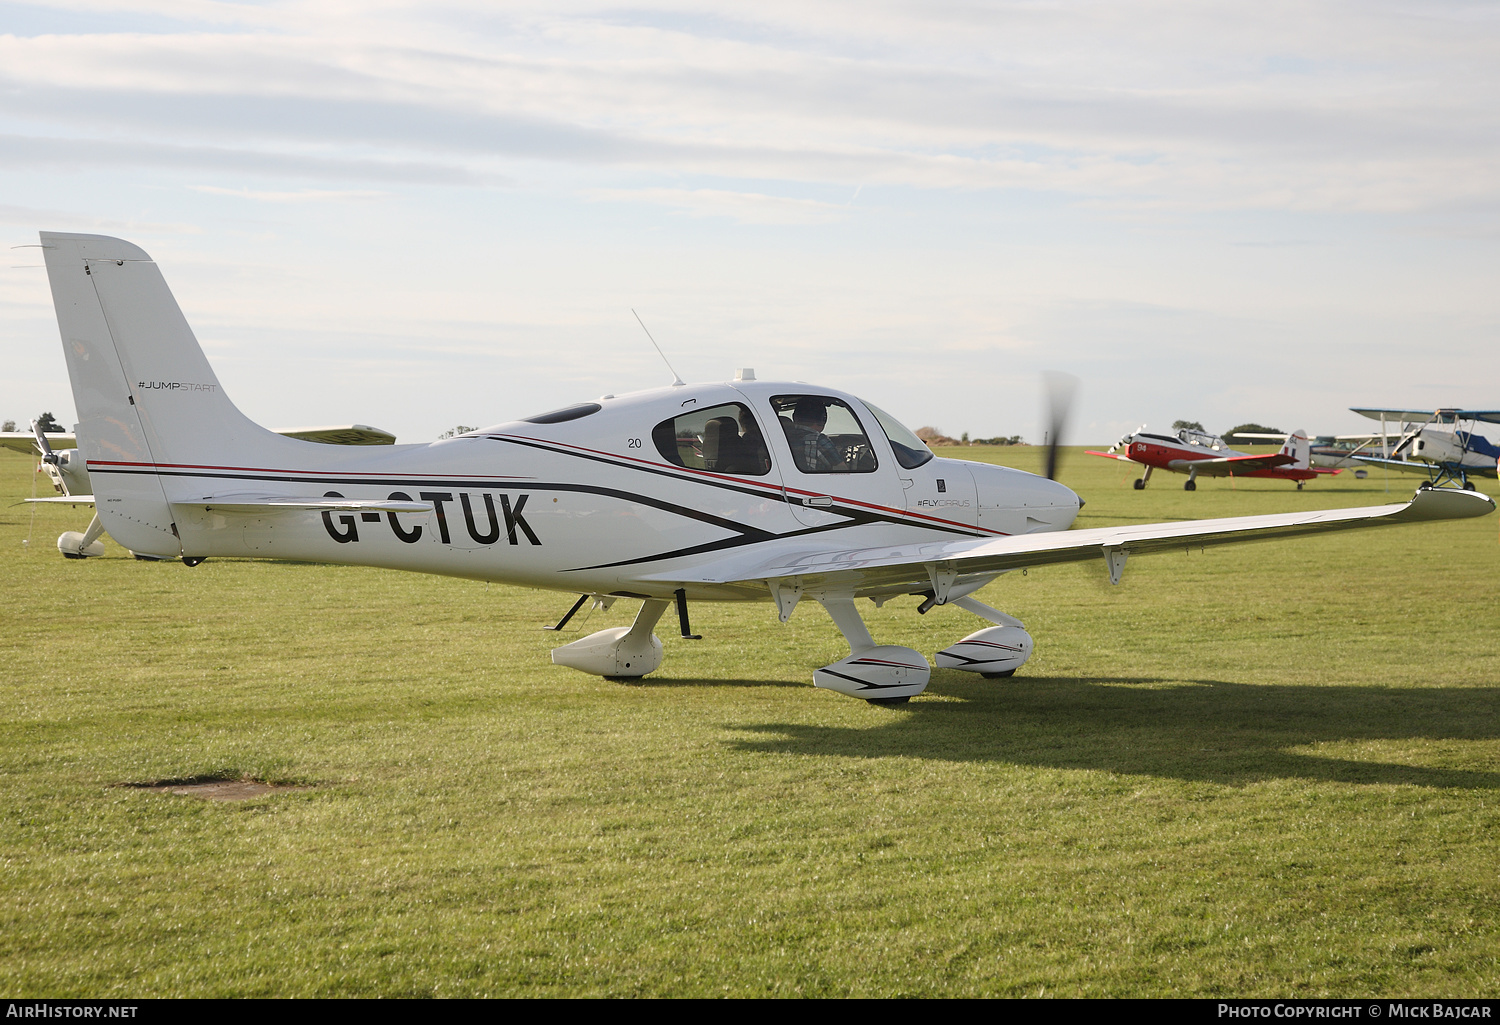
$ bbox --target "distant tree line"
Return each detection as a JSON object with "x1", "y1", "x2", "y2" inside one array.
[
  {"x1": 1, "y1": 413, "x2": 66, "y2": 434},
  {"x1": 916, "y1": 426, "x2": 1025, "y2": 447}
]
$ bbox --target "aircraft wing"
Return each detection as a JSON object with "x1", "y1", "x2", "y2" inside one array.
[
  {"x1": 0, "y1": 431, "x2": 77, "y2": 454},
  {"x1": 1164, "y1": 453, "x2": 1293, "y2": 475},
  {"x1": 1353, "y1": 456, "x2": 1499, "y2": 479},
  {"x1": 173, "y1": 493, "x2": 433, "y2": 514},
  {"x1": 1351, "y1": 408, "x2": 1444, "y2": 423},
  {"x1": 1085, "y1": 449, "x2": 1135, "y2": 462},
  {"x1": 1352, "y1": 408, "x2": 1500, "y2": 426},
  {"x1": 639, "y1": 487, "x2": 1493, "y2": 594}
]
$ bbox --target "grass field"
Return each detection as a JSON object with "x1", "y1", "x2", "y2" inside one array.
[{"x1": 2, "y1": 445, "x2": 1497, "y2": 997}]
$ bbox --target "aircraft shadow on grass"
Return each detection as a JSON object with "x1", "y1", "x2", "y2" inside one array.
[
  {"x1": 633, "y1": 676, "x2": 810, "y2": 691},
  {"x1": 726, "y1": 675, "x2": 1500, "y2": 788}
]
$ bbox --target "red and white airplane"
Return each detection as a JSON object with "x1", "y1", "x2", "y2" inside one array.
[
  {"x1": 1087, "y1": 426, "x2": 1336, "y2": 491},
  {"x1": 31, "y1": 232, "x2": 1493, "y2": 704}
]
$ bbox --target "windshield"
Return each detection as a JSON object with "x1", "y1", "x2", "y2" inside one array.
[{"x1": 863, "y1": 401, "x2": 933, "y2": 469}]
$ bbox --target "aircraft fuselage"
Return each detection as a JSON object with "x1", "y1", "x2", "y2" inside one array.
[{"x1": 114, "y1": 380, "x2": 1080, "y2": 601}]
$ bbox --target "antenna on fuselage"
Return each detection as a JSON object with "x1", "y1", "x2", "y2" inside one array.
[{"x1": 632, "y1": 309, "x2": 686, "y2": 388}]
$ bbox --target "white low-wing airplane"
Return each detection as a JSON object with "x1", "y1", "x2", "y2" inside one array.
[{"x1": 35, "y1": 232, "x2": 1497, "y2": 703}]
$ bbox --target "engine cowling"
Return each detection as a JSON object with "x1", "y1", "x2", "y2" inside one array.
[{"x1": 935, "y1": 625, "x2": 1033, "y2": 678}]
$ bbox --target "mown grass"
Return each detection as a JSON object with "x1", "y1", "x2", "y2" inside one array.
[{"x1": 1, "y1": 446, "x2": 1497, "y2": 996}]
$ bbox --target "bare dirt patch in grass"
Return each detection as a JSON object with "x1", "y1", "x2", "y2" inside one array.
[{"x1": 120, "y1": 777, "x2": 306, "y2": 801}]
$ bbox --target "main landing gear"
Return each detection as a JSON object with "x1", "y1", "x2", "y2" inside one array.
[
  {"x1": 549, "y1": 590, "x2": 705, "y2": 679},
  {"x1": 1183, "y1": 468, "x2": 1198, "y2": 491},
  {"x1": 1134, "y1": 466, "x2": 1153, "y2": 490},
  {"x1": 57, "y1": 513, "x2": 106, "y2": 559},
  {"x1": 547, "y1": 587, "x2": 1037, "y2": 705}
]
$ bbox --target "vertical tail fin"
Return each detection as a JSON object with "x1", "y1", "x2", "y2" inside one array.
[
  {"x1": 1280, "y1": 429, "x2": 1311, "y2": 470},
  {"x1": 41, "y1": 232, "x2": 291, "y2": 555}
]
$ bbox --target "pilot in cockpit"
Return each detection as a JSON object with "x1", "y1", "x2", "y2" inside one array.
[{"x1": 784, "y1": 398, "x2": 851, "y2": 473}]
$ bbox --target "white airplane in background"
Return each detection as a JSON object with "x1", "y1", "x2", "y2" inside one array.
[
  {"x1": 3, "y1": 422, "x2": 398, "y2": 558},
  {"x1": 33, "y1": 232, "x2": 1496, "y2": 704}
]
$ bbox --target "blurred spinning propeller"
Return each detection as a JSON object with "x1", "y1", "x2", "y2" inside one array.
[{"x1": 1041, "y1": 371, "x2": 1079, "y2": 481}]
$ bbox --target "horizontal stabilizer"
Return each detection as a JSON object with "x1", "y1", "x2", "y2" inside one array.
[
  {"x1": 24, "y1": 495, "x2": 95, "y2": 505},
  {"x1": 177, "y1": 494, "x2": 434, "y2": 514},
  {"x1": 274, "y1": 425, "x2": 398, "y2": 446}
]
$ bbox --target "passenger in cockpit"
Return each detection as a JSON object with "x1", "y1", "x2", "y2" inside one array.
[
  {"x1": 738, "y1": 416, "x2": 772, "y2": 475},
  {"x1": 784, "y1": 398, "x2": 850, "y2": 473}
]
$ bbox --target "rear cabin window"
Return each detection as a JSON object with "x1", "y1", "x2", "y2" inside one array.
[
  {"x1": 771, "y1": 395, "x2": 878, "y2": 474},
  {"x1": 652, "y1": 403, "x2": 773, "y2": 476}
]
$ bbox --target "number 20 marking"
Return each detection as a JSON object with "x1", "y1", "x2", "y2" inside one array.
[{"x1": 627, "y1": 438, "x2": 642, "y2": 448}]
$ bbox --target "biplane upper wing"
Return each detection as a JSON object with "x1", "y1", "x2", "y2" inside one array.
[
  {"x1": 1351, "y1": 408, "x2": 1500, "y2": 426},
  {"x1": 639, "y1": 487, "x2": 1494, "y2": 595}
]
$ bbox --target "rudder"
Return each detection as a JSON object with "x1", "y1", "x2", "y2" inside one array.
[
  {"x1": 1280, "y1": 429, "x2": 1311, "y2": 470},
  {"x1": 41, "y1": 232, "x2": 293, "y2": 556}
]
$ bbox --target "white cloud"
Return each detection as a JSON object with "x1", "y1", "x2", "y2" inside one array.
[
  {"x1": 4, "y1": 2, "x2": 1499, "y2": 440},
  {"x1": 188, "y1": 185, "x2": 389, "y2": 202},
  {"x1": 587, "y1": 187, "x2": 847, "y2": 224},
  {"x1": 1, "y1": 2, "x2": 1497, "y2": 212}
]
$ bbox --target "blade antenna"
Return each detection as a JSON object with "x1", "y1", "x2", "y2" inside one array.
[{"x1": 632, "y1": 309, "x2": 685, "y2": 387}]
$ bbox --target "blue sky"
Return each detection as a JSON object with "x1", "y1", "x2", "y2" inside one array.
[{"x1": 3, "y1": 1, "x2": 1498, "y2": 444}]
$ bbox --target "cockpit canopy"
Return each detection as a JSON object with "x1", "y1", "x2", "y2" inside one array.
[{"x1": 1176, "y1": 429, "x2": 1223, "y2": 450}]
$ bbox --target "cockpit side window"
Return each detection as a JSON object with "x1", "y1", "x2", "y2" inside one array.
[
  {"x1": 862, "y1": 400, "x2": 934, "y2": 469},
  {"x1": 770, "y1": 395, "x2": 878, "y2": 474},
  {"x1": 651, "y1": 403, "x2": 773, "y2": 476}
]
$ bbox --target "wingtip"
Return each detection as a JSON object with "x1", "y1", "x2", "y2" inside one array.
[
  {"x1": 1403, "y1": 486, "x2": 1496, "y2": 520},
  {"x1": 39, "y1": 231, "x2": 153, "y2": 262}
]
